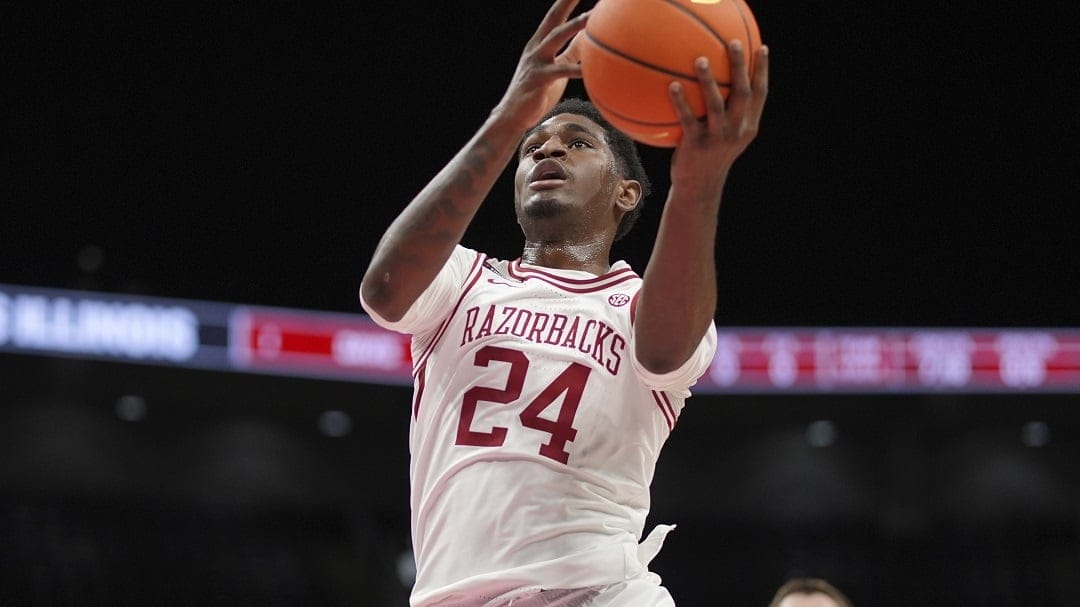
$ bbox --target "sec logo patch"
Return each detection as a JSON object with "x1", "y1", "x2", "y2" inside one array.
[{"x1": 608, "y1": 293, "x2": 630, "y2": 307}]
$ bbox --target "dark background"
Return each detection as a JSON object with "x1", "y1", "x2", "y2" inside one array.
[{"x1": 3, "y1": 1, "x2": 1079, "y2": 605}]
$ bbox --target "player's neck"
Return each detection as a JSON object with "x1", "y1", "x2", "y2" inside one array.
[{"x1": 520, "y1": 239, "x2": 612, "y2": 275}]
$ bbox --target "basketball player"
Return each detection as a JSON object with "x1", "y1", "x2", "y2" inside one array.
[
  {"x1": 768, "y1": 578, "x2": 854, "y2": 607},
  {"x1": 359, "y1": 0, "x2": 768, "y2": 605}
]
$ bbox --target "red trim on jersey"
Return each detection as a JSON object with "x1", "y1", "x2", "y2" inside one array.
[
  {"x1": 412, "y1": 251, "x2": 486, "y2": 376},
  {"x1": 629, "y1": 291, "x2": 640, "y2": 325},
  {"x1": 652, "y1": 390, "x2": 675, "y2": 431},
  {"x1": 510, "y1": 260, "x2": 637, "y2": 285},
  {"x1": 505, "y1": 261, "x2": 638, "y2": 293},
  {"x1": 413, "y1": 361, "x2": 427, "y2": 419}
]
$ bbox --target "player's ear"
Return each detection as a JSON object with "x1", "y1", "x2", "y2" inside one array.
[{"x1": 615, "y1": 179, "x2": 642, "y2": 214}]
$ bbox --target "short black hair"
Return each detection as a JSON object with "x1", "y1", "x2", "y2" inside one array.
[{"x1": 530, "y1": 97, "x2": 651, "y2": 241}]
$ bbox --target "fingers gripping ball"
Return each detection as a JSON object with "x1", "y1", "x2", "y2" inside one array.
[{"x1": 580, "y1": 0, "x2": 762, "y2": 147}]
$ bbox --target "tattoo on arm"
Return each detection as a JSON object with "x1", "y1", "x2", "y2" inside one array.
[{"x1": 402, "y1": 139, "x2": 503, "y2": 244}]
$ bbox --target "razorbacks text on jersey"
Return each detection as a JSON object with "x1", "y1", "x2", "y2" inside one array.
[{"x1": 361, "y1": 245, "x2": 717, "y2": 607}]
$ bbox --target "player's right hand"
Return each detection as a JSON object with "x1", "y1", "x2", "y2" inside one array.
[
  {"x1": 492, "y1": 0, "x2": 590, "y2": 132},
  {"x1": 667, "y1": 40, "x2": 770, "y2": 196}
]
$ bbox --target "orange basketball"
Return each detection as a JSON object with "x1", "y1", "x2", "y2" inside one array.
[{"x1": 579, "y1": 0, "x2": 762, "y2": 147}]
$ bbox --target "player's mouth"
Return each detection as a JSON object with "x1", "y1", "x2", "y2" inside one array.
[{"x1": 527, "y1": 159, "x2": 568, "y2": 190}]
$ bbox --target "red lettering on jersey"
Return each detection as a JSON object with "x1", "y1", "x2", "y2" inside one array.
[
  {"x1": 527, "y1": 312, "x2": 551, "y2": 343},
  {"x1": 460, "y1": 305, "x2": 625, "y2": 377},
  {"x1": 494, "y1": 306, "x2": 518, "y2": 335},
  {"x1": 561, "y1": 316, "x2": 581, "y2": 348},
  {"x1": 590, "y1": 322, "x2": 614, "y2": 367},
  {"x1": 457, "y1": 346, "x2": 527, "y2": 447},
  {"x1": 577, "y1": 320, "x2": 597, "y2": 354},
  {"x1": 457, "y1": 345, "x2": 592, "y2": 464},
  {"x1": 519, "y1": 360, "x2": 590, "y2": 464},
  {"x1": 476, "y1": 305, "x2": 496, "y2": 339},
  {"x1": 545, "y1": 314, "x2": 568, "y2": 345},
  {"x1": 510, "y1": 309, "x2": 533, "y2": 337},
  {"x1": 461, "y1": 306, "x2": 480, "y2": 345},
  {"x1": 606, "y1": 334, "x2": 625, "y2": 375}
]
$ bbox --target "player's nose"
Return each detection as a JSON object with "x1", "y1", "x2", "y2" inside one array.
[{"x1": 530, "y1": 137, "x2": 568, "y2": 161}]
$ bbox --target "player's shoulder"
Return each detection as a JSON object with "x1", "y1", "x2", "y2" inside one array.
[{"x1": 443, "y1": 244, "x2": 491, "y2": 278}]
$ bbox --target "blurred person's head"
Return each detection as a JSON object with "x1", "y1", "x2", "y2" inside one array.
[{"x1": 768, "y1": 578, "x2": 853, "y2": 607}]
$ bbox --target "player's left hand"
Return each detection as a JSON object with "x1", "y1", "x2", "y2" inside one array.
[{"x1": 667, "y1": 40, "x2": 769, "y2": 194}]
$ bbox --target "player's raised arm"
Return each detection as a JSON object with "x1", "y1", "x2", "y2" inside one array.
[
  {"x1": 634, "y1": 41, "x2": 769, "y2": 373},
  {"x1": 360, "y1": 0, "x2": 588, "y2": 322}
]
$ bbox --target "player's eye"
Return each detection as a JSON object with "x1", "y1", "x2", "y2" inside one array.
[{"x1": 521, "y1": 138, "x2": 592, "y2": 157}]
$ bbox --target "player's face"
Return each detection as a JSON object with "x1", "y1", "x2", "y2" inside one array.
[{"x1": 514, "y1": 113, "x2": 625, "y2": 240}]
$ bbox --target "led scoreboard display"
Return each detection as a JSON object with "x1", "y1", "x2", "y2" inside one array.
[
  {"x1": 2, "y1": 283, "x2": 1078, "y2": 394},
  {"x1": 704, "y1": 329, "x2": 1077, "y2": 393},
  {"x1": 228, "y1": 307, "x2": 411, "y2": 384}
]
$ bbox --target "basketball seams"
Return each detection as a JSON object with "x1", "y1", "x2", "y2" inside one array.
[
  {"x1": 580, "y1": 0, "x2": 760, "y2": 146},
  {"x1": 593, "y1": 97, "x2": 680, "y2": 129},
  {"x1": 587, "y1": 29, "x2": 704, "y2": 84},
  {"x1": 585, "y1": 0, "x2": 739, "y2": 88},
  {"x1": 658, "y1": 0, "x2": 733, "y2": 50}
]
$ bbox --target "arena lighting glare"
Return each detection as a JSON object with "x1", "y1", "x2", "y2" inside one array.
[
  {"x1": 2, "y1": 282, "x2": 1079, "y2": 394},
  {"x1": 115, "y1": 394, "x2": 147, "y2": 422},
  {"x1": 317, "y1": 410, "x2": 353, "y2": 438},
  {"x1": 1020, "y1": 421, "x2": 1051, "y2": 447},
  {"x1": 805, "y1": 420, "x2": 838, "y2": 448},
  {"x1": 75, "y1": 244, "x2": 105, "y2": 274},
  {"x1": 396, "y1": 551, "x2": 417, "y2": 587}
]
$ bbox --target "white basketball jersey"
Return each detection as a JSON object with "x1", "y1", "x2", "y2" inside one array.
[{"x1": 362, "y1": 245, "x2": 717, "y2": 607}]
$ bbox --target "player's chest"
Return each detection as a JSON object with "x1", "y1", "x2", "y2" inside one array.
[{"x1": 453, "y1": 281, "x2": 634, "y2": 377}]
